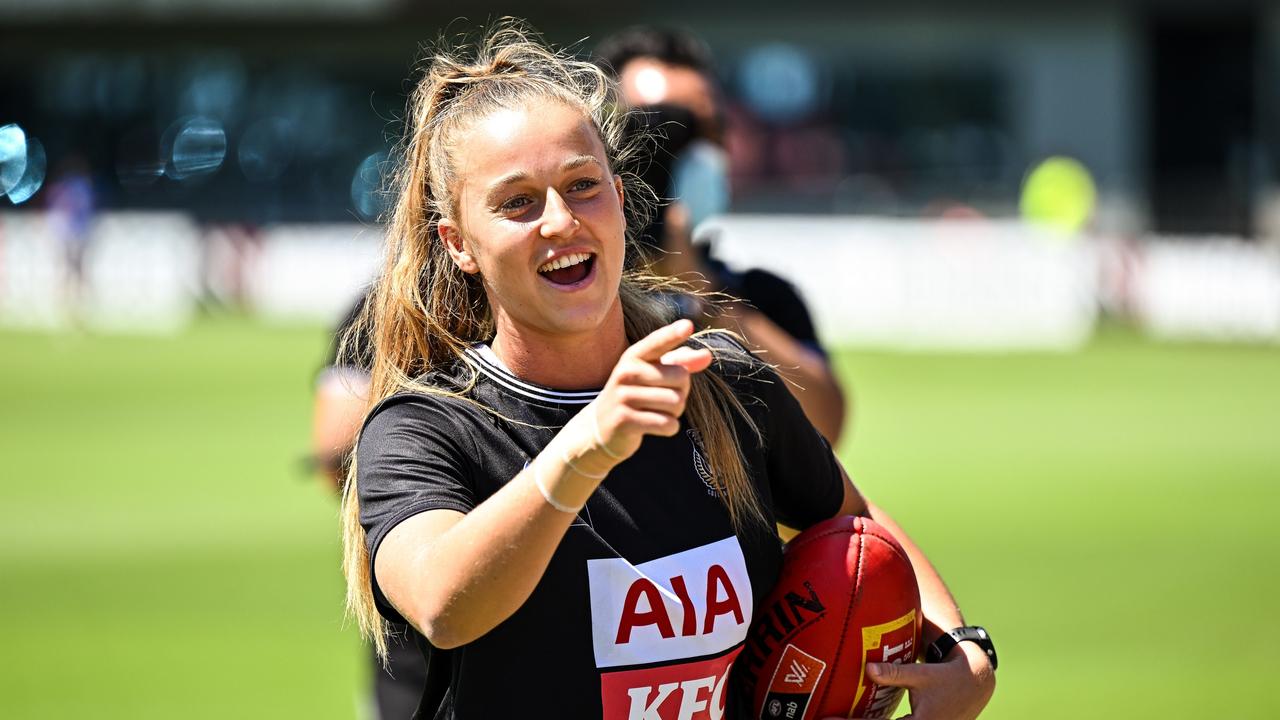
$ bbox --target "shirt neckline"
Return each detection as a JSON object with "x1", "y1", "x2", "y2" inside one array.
[{"x1": 464, "y1": 343, "x2": 602, "y2": 405}]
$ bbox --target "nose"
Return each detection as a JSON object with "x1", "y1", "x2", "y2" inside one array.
[{"x1": 539, "y1": 188, "x2": 579, "y2": 239}]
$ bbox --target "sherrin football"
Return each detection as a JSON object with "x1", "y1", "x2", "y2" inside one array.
[{"x1": 737, "y1": 516, "x2": 922, "y2": 720}]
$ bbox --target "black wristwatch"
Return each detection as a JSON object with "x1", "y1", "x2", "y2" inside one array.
[{"x1": 925, "y1": 626, "x2": 998, "y2": 670}]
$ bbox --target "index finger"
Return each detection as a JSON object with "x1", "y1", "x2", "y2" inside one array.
[{"x1": 625, "y1": 319, "x2": 695, "y2": 362}]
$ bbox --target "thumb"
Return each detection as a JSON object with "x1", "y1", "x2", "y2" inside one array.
[
  {"x1": 865, "y1": 661, "x2": 934, "y2": 689},
  {"x1": 660, "y1": 346, "x2": 713, "y2": 374}
]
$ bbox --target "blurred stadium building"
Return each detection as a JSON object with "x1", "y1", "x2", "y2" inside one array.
[{"x1": 2, "y1": 0, "x2": 1280, "y2": 344}]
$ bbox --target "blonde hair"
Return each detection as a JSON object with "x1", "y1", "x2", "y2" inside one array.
[{"x1": 340, "y1": 19, "x2": 766, "y2": 657}]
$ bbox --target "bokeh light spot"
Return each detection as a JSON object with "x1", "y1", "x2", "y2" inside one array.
[
  {"x1": 0, "y1": 123, "x2": 29, "y2": 196},
  {"x1": 633, "y1": 67, "x2": 669, "y2": 105},
  {"x1": 179, "y1": 55, "x2": 247, "y2": 123},
  {"x1": 351, "y1": 151, "x2": 390, "y2": 222},
  {"x1": 166, "y1": 117, "x2": 227, "y2": 181},
  {"x1": 7, "y1": 136, "x2": 46, "y2": 204},
  {"x1": 738, "y1": 44, "x2": 823, "y2": 123},
  {"x1": 1020, "y1": 155, "x2": 1098, "y2": 235}
]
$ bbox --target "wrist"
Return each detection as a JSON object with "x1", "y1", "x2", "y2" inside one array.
[
  {"x1": 952, "y1": 638, "x2": 992, "y2": 669},
  {"x1": 554, "y1": 412, "x2": 621, "y2": 478},
  {"x1": 530, "y1": 455, "x2": 601, "y2": 513},
  {"x1": 564, "y1": 443, "x2": 620, "y2": 478},
  {"x1": 926, "y1": 625, "x2": 998, "y2": 672}
]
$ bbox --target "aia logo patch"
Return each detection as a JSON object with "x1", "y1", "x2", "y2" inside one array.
[
  {"x1": 760, "y1": 645, "x2": 826, "y2": 720},
  {"x1": 687, "y1": 427, "x2": 718, "y2": 496},
  {"x1": 587, "y1": 537, "x2": 752, "y2": 669}
]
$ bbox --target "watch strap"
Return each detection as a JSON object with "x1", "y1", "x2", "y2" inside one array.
[{"x1": 925, "y1": 626, "x2": 998, "y2": 670}]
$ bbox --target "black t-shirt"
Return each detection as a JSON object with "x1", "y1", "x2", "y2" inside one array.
[{"x1": 356, "y1": 334, "x2": 844, "y2": 720}]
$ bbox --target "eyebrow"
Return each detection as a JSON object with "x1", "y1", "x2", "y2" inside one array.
[{"x1": 484, "y1": 155, "x2": 603, "y2": 202}]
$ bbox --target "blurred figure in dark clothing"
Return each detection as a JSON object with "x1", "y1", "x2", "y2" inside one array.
[
  {"x1": 313, "y1": 295, "x2": 427, "y2": 719},
  {"x1": 47, "y1": 154, "x2": 96, "y2": 319},
  {"x1": 597, "y1": 27, "x2": 849, "y2": 444}
]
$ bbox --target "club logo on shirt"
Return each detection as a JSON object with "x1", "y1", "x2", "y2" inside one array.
[
  {"x1": 588, "y1": 537, "x2": 753, "y2": 720},
  {"x1": 687, "y1": 428, "x2": 718, "y2": 497}
]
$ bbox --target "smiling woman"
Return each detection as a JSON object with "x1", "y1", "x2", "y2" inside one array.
[
  {"x1": 438, "y1": 101, "x2": 627, "y2": 347},
  {"x1": 338, "y1": 19, "x2": 993, "y2": 720}
]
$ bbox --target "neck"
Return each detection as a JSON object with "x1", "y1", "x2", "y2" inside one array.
[{"x1": 489, "y1": 301, "x2": 628, "y2": 390}]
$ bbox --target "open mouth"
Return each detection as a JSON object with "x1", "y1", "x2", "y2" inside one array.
[{"x1": 537, "y1": 252, "x2": 596, "y2": 286}]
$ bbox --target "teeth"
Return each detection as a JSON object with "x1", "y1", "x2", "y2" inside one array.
[{"x1": 538, "y1": 252, "x2": 591, "y2": 273}]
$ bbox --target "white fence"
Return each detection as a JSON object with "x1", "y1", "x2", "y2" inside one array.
[
  {"x1": 2, "y1": 210, "x2": 1278, "y2": 347},
  {"x1": 703, "y1": 216, "x2": 1098, "y2": 350}
]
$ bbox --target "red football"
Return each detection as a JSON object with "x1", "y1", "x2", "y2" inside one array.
[{"x1": 737, "y1": 515, "x2": 922, "y2": 720}]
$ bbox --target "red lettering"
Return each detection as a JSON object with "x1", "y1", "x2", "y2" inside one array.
[
  {"x1": 702, "y1": 564, "x2": 744, "y2": 634},
  {"x1": 670, "y1": 575, "x2": 697, "y2": 637},
  {"x1": 616, "y1": 578, "x2": 675, "y2": 644}
]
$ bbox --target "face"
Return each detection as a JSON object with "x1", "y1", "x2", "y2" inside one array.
[
  {"x1": 438, "y1": 99, "x2": 627, "y2": 342},
  {"x1": 618, "y1": 58, "x2": 718, "y2": 138}
]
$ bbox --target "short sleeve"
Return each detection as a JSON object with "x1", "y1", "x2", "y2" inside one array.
[
  {"x1": 743, "y1": 363, "x2": 844, "y2": 528},
  {"x1": 357, "y1": 394, "x2": 479, "y2": 621}
]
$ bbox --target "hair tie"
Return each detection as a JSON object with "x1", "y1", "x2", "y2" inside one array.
[
  {"x1": 560, "y1": 447, "x2": 608, "y2": 479},
  {"x1": 593, "y1": 405, "x2": 625, "y2": 460},
  {"x1": 531, "y1": 460, "x2": 582, "y2": 514}
]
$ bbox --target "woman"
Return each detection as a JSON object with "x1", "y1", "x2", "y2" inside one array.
[{"x1": 341, "y1": 23, "x2": 994, "y2": 720}]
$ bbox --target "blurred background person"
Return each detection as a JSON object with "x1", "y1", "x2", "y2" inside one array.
[
  {"x1": 313, "y1": 294, "x2": 428, "y2": 719},
  {"x1": 596, "y1": 27, "x2": 848, "y2": 446},
  {"x1": 46, "y1": 153, "x2": 95, "y2": 321},
  {"x1": 312, "y1": 295, "x2": 372, "y2": 492}
]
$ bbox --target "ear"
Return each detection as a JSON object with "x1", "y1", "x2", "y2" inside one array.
[
  {"x1": 438, "y1": 218, "x2": 479, "y2": 275},
  {"x1": 613, "y1": 175, "x2": 628, "y2": 234},
  {"x1": 612, "y1": 174, "x2": 625, "y2": 206}
]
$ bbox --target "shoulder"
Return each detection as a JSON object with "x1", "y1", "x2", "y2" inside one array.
[
  {"x1": 358, "y1": 369, "x2": 487, "y2": 463},
  {"x1": 363, "y1": 382, "x2": 478, "y2": 433},
  {"x1": 738, "y1": 268, "x2": 825, "y2": 354},
  {"x1": 739, "y1": 267, "x2": 801, "y2": 298},
  {"x1": 735, "y1": 268, "x2": 810, "y2": 320}
]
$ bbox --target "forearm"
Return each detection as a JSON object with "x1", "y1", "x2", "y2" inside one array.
[
  {"x1": 405, "y1": 464, "x2": 587, "y2": 647},
  {"x1": 865, "y1": 501, "x2": 964, "y2": 646},
  {"x1": 391, "y1": 426, "x2": 614, "y2": 648}
]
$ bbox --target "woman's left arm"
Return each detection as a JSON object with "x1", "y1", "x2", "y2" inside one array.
[{"x1": 834, "y1": 466, "x2": 997, "y2": 720}]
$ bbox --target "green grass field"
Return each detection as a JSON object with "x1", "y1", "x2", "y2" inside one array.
[{"x1": 1, "y1": 318, "x2": 1277, "y2": 718}]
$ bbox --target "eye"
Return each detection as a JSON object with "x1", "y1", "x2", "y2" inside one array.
[
  {"x1": 500, "y1": 195, "x2": 533, "y2": 212},
  {"x1": 569, "y1": 177, "x2": 601, "y2": 193}
]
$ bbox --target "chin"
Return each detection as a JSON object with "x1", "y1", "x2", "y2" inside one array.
[{"x1": 546, "y1": 293, "x2": 621, "y2": 336}]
